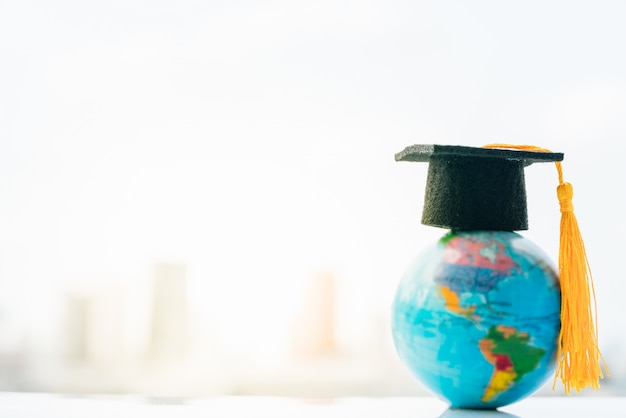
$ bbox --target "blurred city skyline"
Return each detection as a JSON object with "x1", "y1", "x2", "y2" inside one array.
[{"x1": 1, "y1": 260, "x2": 415, "y2": 396}]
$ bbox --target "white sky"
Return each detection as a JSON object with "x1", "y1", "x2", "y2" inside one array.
[{"x1": 1, "y1": 0, "x2": 626, "y2": 373}]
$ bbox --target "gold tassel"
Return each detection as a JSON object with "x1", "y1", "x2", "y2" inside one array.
[{"x1": 483, "y1": 143, "x2": 608, "y2": 393}]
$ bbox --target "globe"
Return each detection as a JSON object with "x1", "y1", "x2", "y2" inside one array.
[{"x1": 392, "y1": 230, "x2": 561, "y2": 409}]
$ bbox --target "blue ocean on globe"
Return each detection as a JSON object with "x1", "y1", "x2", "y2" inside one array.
[{"x1": 392, "y1": 230, "x2": 561, "y2": 409}]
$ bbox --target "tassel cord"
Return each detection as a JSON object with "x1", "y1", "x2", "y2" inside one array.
[{"x1": 483, "y1": 143, "x2": 608, "y2": 393}]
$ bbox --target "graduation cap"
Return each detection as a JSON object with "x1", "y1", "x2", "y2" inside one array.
[
  {"x1": 395, "y1": 143, "x2": 608, "y2": 393},
  {"x1": 394, "y1": 144, "x2": 563, "y2": 231}
]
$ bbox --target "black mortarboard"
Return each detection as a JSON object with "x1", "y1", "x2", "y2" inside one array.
[{"x1": 395, "y1": 144, "x2": 564, "y2": 231}]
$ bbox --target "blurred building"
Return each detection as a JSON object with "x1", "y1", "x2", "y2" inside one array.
[
  {"x1": 149, "y1": 262, "x2": 190, "y2": 364},
  {"x1": 65, "y1": 287, "x2": 125, "y2": 368},
  {"x1": 291, "y1": 271, "x2": 337, "y2": 360}
]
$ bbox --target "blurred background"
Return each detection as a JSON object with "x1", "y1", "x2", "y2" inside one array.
[{"x1": 1, "y1": 0, "x2": 625, "y2": 397}]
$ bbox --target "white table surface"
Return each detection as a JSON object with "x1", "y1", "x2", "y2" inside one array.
[{"x1": 0, "y1": 393, "x2": 623, "y2": 417}]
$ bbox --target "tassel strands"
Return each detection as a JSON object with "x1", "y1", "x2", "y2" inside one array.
[
  {"x1": 483, "y1": 143, "x2": 609, "y2": 393},
  {"x1": 555, "y1": 181, "x2": 607, "y2": 393}
]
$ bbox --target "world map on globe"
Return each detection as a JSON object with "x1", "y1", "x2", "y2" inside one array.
[{"x1": 392, "y1": 231, "x2": 561, "y2": 409}]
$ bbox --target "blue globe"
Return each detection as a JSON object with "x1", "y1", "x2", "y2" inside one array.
[{"x1": 392, "y1": 231, "x2": 560, "y2": 409}]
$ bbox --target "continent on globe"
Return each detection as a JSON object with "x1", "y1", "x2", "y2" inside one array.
[
  {"x1": 479, "y1": 325, "x2": 546, "y2": 403},
  {"x1": 438, "y1": 285, "x2": 477, "y2": 317},
  {"x1": 435, "y1": 234, "x2": 523, "y2": 306},
  {"x1": 442, "y1": 234, "x2": 520, "y2": 274}
]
